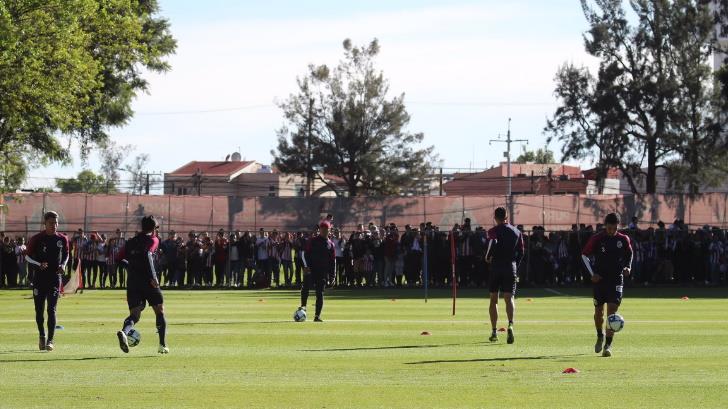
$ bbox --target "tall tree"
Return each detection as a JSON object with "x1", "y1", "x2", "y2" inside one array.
[
  {"x1": 56, "y1": 170, "x2": 108, "y2": 193},
  {"x1": 123, "y1": 153, "x2": 158, "y2": 195},
  {"x1": 547, "y1": 0, "x2": 728, "y2": 194},
  {"x1": 273, "y1": 39, "x2": 435, "y2": 197},
  {"x1": 98, "y1": 140, "x2": 132, "y2": 191},
  {"x1": 516, "y1": 147, "x2": 556, "y2": 164},
  {"x1": 0, "y1": 0, "x2": 176, "y2": 192}
]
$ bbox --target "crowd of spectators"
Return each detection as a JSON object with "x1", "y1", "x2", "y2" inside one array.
[{"x1": 1, "y1": 216, "x2": 726, "y2": 289}]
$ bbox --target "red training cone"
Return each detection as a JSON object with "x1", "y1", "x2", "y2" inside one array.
[
  {"x1": 681, "y1": 296, "x2": 689, "y2": 301},
  {"x1": 420, "y1": 331, "x2": 431, "y2": 336},
  {"x1": 498, "y1": 327, "x2": 506, "y2": 332},
  {"x1": 562, "y1": 367, "x2": 580, "y2": 374}
]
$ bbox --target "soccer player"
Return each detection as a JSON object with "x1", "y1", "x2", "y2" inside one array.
[
  {"x1": 116, "y1": 216, "x2": 169, "y2": 354},
  {"x1": 581, "y1": 213, "x2": 633, "y2": 357},
  {"x1": 484, "y1": 207, "x2": 524, "y2": 344},
  {"x1": 297, "y1": 220, "x2": 336, "y2": 322},
  {"x1": 25, "y1": 211, "x2": 70, "y2": 351}
]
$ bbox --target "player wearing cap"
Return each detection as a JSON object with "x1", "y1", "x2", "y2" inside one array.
[
  {"x1": 25, "y1": 211, "x2": 70, "y2": 351},
  {"x1": 297, "y1": 220, "x2": 336, "y2": 322},
  {"x1": 115, "y1": 215, "x2": 169, "y2": 354},
  {"x1": 582, "y1": 213, "x2": 633, "y2": 357}
]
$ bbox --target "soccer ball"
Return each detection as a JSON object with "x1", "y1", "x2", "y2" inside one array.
[
  {"x1": 293, "y1": 308, "x2": 307, "y2": 322},
  {"x1": 127, "y1": 328, "x2": 141, "y2": 347},
  {"x1": 607, "y1": 314, "x2": 625, "y2": 332}
]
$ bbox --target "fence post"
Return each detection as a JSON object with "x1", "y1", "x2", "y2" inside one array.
[
  {"x1": 167, "y1": 194, "x2": 172, "y2": 234},
  {"x1": 124, "y1": 193, "x2": 129, "y2": 235}
]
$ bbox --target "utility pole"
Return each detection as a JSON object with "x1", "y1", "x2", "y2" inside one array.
[{"x1": 489, "y1": 118, "x2": 528, "y2": 222}]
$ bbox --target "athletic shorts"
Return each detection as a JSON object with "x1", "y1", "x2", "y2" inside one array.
[
  {"x1": 126, "y1": 282, "x2": 164, "y2": 309},
  {"x1": 593, "y1": 280, "x2": 623, "y2": 306},
  {"x1": 489, "y1": 263, "x2": 518, "y2": 294}
]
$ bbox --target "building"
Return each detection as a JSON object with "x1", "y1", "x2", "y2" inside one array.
[
  {"x1": 443, "y1": 162, "x2": 588, "y2": 196},
  {"x1": 163, "y1": 153, "x2": 340, "y2": 197},
  {"x1": 582, "y1": 167, "x2": 728, "y2": 194}
]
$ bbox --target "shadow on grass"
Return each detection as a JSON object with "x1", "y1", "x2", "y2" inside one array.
[
  {"x1": 169, "y1": 320, "x2": 289, "y2": 326},
  {"x1": 0, "y1": 355, "x2": 158, "y2": 364},
  {"x1": 405, "y1": 353, "x2": 588, "y2": 365},
  {"x1": 301, "y1": 341, "x2": 490, "y2": 352}
]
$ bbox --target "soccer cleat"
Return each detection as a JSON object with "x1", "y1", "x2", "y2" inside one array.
[
  {"x1": 314, "y1": 316, "x2": 323, "y2": 322},
  {"x1": 158, "y1": 344, "x2": 169, "y2": 354},
  {"x1": 595, "y1": 336, "x2": 604, "y2": 353},
  {"x1": 38, "y1": 336, "x2": 46, "y2": 351},
  {"x1": 45, "y1": 340, "x2": 54, "y2": 351},
  {"x1": 602, "y1": 345, "x2": 612, "y2": 357},
  {"x1": 489, "y1": 332, "x2": 498, "y2": 342},
  {"x1": 117, "y1": 330, "x2": 129, "y2": 353},
  {"x1": 507, "y1": 328, "x2": 515, "y2": 344}
]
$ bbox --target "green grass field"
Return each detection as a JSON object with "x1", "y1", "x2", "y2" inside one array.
[{"x1": 1, "y1": 287, "x2": 726, "y2": 409}]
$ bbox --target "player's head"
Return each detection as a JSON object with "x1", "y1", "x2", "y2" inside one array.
[
  {"x1": 43, "y1": 211, "x2": 59, "y2": 234},
  {"x1": 141, "y1": 215, "x2": 158, "y2": 234},
  {"x1": 319, "y1": 220, "x2": 331, "y2": 237},
  {"x1": 494, "y1": 207, "x2": 507, "y2": 224},
  {"x1": 604, "y1": 213, "x2": 619, "y2": 235}
]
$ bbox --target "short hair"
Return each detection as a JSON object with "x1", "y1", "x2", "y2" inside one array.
[
  {"x1": 43, "y1": 211, "x2": 59, "y2": 221},
  {"x1": 604, "y1": 213, "x2": 619, "y2": 225},
  {"x1": 141, "y1": 215, "x2": 158, "y2": 233},
  {"x1": 494, "y1": 207, "x2": 507, "y2": 221}
]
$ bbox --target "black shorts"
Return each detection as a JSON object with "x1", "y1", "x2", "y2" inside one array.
[
  {"x1": 593, "y1": 281, "x2": 623, "y2": 306},
  {"x1": 126, "y1": 282, "x2": 164, "y2": 309},
  {"x1": 489, "y1": 264, "x2": 517, "y2": 294}
]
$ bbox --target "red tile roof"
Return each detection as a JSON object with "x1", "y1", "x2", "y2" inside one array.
[
  {"x1": 482, "y1": 163, "x2": 583, "y2": 178},
  {"x1": 167, "y1": 161, "x2": 254, "y2": 177}
]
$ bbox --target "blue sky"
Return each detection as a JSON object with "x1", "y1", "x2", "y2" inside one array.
[{"x1": 27, "y1": 0, "x2": 598, "y2": 191}]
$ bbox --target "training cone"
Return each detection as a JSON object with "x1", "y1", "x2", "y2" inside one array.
[
  {"x1": 527, "y1": 298, "x2": 533, "y2": 302},
  {"x1": 258, "y1": 299, "x2": 265, "y2": 303},
  {"x1": 681, "y1": 296, "x2": 689, "y2": 301},
  {"x1": 562, "y1": 368, "x2": 579, "y2": 374},
  {"x1": 420, "y1": 331, "x2": 431, "y2": 336},
  {"x1": 498, "y1": 327, "x2": 506, "y2": 332},
  {"x1": 391, "y1": 299, "x2": 397, "y2": 302}
]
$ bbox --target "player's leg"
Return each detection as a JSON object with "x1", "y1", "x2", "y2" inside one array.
[
  {"x1": 151, "y1": 302, "x2": 168, "y2": 353},
  {"x1": 488, "y1": 291, "x2": 499, "y2": 342},
  {"x1": 593, "y1": 299, "x2": 605, "y2": 354},
  {"x1": 300, "y1": 271, "x2": 311, "y2": 311},
  {"x1": 503, "y1": 269, "x2": 517, "y2": 344},
  {"x1": 118, "y1": 297, "x2": 144, "y2": 353},
  {"x1": 33, "y1": 288, "x2": 47, "y2": 350},
  {"x1": 44, "y1": 286, "x2": 60, "y2": 351},
  {"x1": 313, "y1": 276, "x2": 325, "y2": 322},
  {"x1": 602, "y1": 302, "x2": 620, "y2": 357}
]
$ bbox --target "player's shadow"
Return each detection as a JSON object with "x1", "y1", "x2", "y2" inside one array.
[
  {"x1": 405, "y1": 353, "x2": 587, "y2": 365},
  {"x1": 0, "y1": 355, "x2": 158, "y2": 363},
  {"x1": 301, "y1": 341, "x2": 490, "y2": 352}
]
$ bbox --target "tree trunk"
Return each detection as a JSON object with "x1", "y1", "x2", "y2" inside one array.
[{"x1": 646, "y1": 136, "x2": 657, "y2": 194}]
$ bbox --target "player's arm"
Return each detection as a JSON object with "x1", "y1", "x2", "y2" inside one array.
[
  {"x1": 515, "y1": 232, "x2": 525, "y2": 267},
  {"x1": 58, "y1": 235, "x2": 70, "y2": 273},
  {"x1": 147, "y1": 237, "x2": 161, "y2": 287},
  {"x1": 622, "y1": 235, "x2": 633, "y2": 276},
  {"x1": 485, "y1": 228, "x2": 497, "y2": 263},
  {"x1": 581, "y1": 234, "x2": 600, "y2": 282},
  {"x1": 24, "y1": 235, "x2": 44, "y2": 268},
  {"x1": 328, "y1": 242, "x2": 336, "y2": 285},
  {"x1": 301, "y1": 238, "x2": 311, "y2": 272}
]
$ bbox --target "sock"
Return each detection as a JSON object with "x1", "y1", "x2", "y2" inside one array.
[
  {"x1": 156, "y1": 314, "x2": 167, "y2": 347},
  {"x1": 597, "y1": 329, "x2": 604, "y2": 337},
  {"x1": 605, "y1": 336, "x2": 613, "y2": 347},
  {"x1": 122, "y1": 316, "x2": 137, "y2": 335},
  {"x1": 491, "y1": 328, "x2": 497, "y2": 334},
  {"x1": 508, "y1": 321, "x2": 514, "y2": 328}
]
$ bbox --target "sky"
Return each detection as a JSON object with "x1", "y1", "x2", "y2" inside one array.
[{"x1": 25, "y1": 0, "x2": 599, "y2": 192}]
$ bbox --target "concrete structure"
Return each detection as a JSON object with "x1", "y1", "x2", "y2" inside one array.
[
  {"x1": 443, "y1": 163, "x2": 587, "y2": 196},
  {"x1": 163, "y1": 155, "x2": 339, "y2": 197}
]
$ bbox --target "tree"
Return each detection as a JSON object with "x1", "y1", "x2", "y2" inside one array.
[
  {"x1": 0, "y1": 1, "x2": 176, "y2": 192},
  {"x1": 123, "y1": 154, "x2": 158, "y2": 195},
  {"x1": 98, "y1": 140, "x2": 132, "y2": 191},
  {"x1": 546, "y1": 0, "x2": 728, "y2": 194},
  {"x1": 273, "y1": 39, "x2": 435, "y2": 197},
  {"x1": 56, "y1": 170, "x2": 108, "y2": 193},
  {"x1": 516, "y1": 147, "x2": 555, "y2": 164}
]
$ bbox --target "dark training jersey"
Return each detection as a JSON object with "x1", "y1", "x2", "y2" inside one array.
[
  {"x1": 301, "y1": 235, "x2": 336, "y2": 282},
  {"x1": 486, "y1": 223, "x2": 525, "y2": 271},
  {"x1": 582, "y1": 231, "x2": 633, "y2": 281},
  {"x1": 25, "y1": 232, "x2": 70, "y2": 287},
  {"x1": 118, "y1": 233, "x2": 160, "y2": 286}
]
